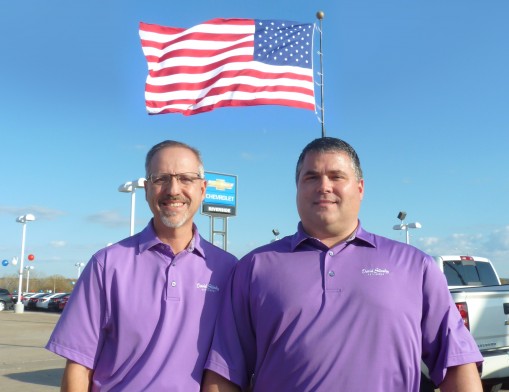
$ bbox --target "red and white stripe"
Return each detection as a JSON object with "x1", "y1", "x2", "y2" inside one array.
[{"x1": 139, "y1": 19, "x2": 315, "y2": 116}]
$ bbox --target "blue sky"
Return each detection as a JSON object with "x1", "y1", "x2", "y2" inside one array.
[{"x1": 1, "y1": 0, "x2": 508, "y2": 280}]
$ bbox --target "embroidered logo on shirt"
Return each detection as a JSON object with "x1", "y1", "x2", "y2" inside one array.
[
  {"x1": 362, "y1": 268, "x2": 390, "y2": 276},
  {"x1": 196, "y1": 283, "x2": 220, "y2": 292}
]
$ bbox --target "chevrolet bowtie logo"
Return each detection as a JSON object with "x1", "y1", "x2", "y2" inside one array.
[{"x1": 208, "y1": 179, "x2": 234, "y2": 191}]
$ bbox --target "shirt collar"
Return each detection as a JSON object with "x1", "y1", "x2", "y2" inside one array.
[
  {"x1": 291, "y1": 221, "x2": 376, "y2": 251},
  {"x1": 138, "y1": 219, "x2": 205, "y2": 257}
]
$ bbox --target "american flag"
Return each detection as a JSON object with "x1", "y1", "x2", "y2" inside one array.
[{"x1": 139, "y1": 19, "x2": 315, "y2": 116}]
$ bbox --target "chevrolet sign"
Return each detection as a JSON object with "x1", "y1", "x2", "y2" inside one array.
[{"x1": 202, "y1": 172, "x2": 237, "y2": 217}]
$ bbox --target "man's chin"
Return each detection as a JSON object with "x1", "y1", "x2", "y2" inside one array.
[{"x1": 161, "y1": 214, "x2": 188, "y2": 229}]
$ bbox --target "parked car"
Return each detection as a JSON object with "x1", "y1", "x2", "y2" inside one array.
[
  {"x1": 47, "y1": 293, "x2": 69, "y2": 312},
  {"x1": 25, "y1": 293, "x2": 47, "y2": 310},
  {"x1": 19, "y1": 292, "x2": 36, "y2": 306},
  {"x1": 11, "y1": 292, "x2": 26, "y2": 303},
  {"x1": 36, "y1": 293, "x2": 66, "y2": 310},
  {"x1": 58, "y1": 294, "x2": 70, "y2": 312},
  {"x1": 0, "y1": 288, "x2": 14, "y2": 311},
  {"x1": 23, "y1": 292, "x2": 45, "y2": 306},
  {"x1": 420, "y1": 255, "x2": 509, "y2": 392}
]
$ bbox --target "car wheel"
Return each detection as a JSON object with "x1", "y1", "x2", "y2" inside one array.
[
  {"x1": 483, "y1": 382, "x2": 502, "y2": 392},
  {"x1": 0, "y1": 301, "x2": 5, "y2": 312},
  {"x1": 419, "y1": 374, "x2": 436, "y2": 392}
]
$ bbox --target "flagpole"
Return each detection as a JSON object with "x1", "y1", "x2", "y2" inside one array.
[{"x1": 316, "y1": 10, "x2": 325, "y2": 138}]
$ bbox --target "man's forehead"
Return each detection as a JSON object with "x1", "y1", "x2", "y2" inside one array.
[{"x1": 150, "y1": 147, "x2": 200, "y2": 168}]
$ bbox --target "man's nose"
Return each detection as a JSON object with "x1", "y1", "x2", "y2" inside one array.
[
  {"x1": 163, "y1": 176, "x2": 182, "y2": 193},
  {"x1": 317, "y1": 176, "x2": 332, "y2": 192}
]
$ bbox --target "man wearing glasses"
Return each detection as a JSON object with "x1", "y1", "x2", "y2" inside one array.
[{"x1": 47, "y1": 140, "x2": 237, "y2": 391}]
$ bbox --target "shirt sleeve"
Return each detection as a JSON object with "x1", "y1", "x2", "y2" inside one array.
[
  {"x1": 45, "y1": 254, "x2": 107, "y2": 369},
  {"x1": 420, "y1": 256, "x2": 483, "y2": 386},
  {"x1": 204, "y1": 257, "x2": 256, "y2": 390}
]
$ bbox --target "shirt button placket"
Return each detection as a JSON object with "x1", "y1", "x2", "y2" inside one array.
[
  {"x1": 167, "y1": 257, "x2": 179, "y2": 300},
  {"x1": 325, "y1": 250, "x2": 341, "y2": 293}
]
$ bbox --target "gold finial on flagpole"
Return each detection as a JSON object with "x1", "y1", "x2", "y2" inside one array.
[{"x1": 316, "y1": 11, "x2": 325, "y2": 137}]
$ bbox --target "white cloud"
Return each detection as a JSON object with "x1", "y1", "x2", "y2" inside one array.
[
  {"x1": 416, "y1": 226, "x2": 509, "y2": 277},
  {"x1": 87, "y1": 210, "x2": 129, "y2": 228},
  {"x1": 419, "y1": 232, "x2": 485, "y2": 256},
  {"x1": 420, "y1": 236, "x2": 439, "y2": 247},
  {"x1": 486, "y1": 226, "x2": 509, "y2": 250},
  {"x1": 50, "y1": 240, "x2": 67, "y2": 248},
  {"x1": 240, "y1": 152, "x2": 255, "y2": 161},
  {"x1": 0, "y1": 205, "x2": 65, "y2": 220}
]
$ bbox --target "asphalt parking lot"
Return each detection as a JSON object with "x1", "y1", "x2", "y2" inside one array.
[
  {"x1": 0, "y1": 309, "x2": 507, "y2": 391},
  {"x1": 0, "y1": 310, "x2": 65, "y2": 392}
]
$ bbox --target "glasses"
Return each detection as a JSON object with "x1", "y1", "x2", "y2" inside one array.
[{"x1": 148, "y1": 172, "x2": 204, "y2": 187}]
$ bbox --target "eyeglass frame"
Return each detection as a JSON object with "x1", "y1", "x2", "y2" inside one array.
[{"x1": 147, "y1": 172, "x2": 205, "y2": 187}]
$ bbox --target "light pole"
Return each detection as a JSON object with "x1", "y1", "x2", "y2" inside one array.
[
  {"x1": 15, "y1": 214, "x2": 36, "y2": 313},
  {"x1": 25, "y1": 265, "x2": 34, "y2": 293},
  {"x1": 75, "y1": 262, "x2": 85, "y2": 278},
  {"x1": 118, "y1": 178, "x2": 146, "y2": 236},
  {"x1": 392, "y1": 211, "x2": 421, "y2": 245}
]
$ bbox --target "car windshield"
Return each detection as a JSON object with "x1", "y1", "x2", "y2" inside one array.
[{"x1": 443, "y1": 260, "x2": 499, "y2": 286}]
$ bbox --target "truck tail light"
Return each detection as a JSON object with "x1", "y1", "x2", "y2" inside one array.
[{"x1": 456, "y1": 302, "x2": 470, "y2": 330}]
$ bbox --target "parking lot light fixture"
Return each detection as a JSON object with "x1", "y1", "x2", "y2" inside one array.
[
  {"x1": 392, "y1": 211, "x2": 422, "y2": 245},
  {"x1": 75, "y1": 262, "x2": 85, "y2": 278},
  {"x1": 271, "y1": 229, "x2": 280, "y2": 243},
  {"x1": 118, "y1": 178, "x2": 146, "y2": 236},
  {"x1": 14, "y1": 213, "x2": 36, "y2": 314},
  {"x1": 25, "y1": 265, "x2": 35, "y2": 293}
]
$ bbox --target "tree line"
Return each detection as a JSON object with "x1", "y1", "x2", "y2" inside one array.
[{"x1": 0, "y1": 273, "x2": 75, "y2": 294}]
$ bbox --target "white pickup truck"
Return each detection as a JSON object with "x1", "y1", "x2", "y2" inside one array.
[{"x1": 420, "y1": 255, "x2": 509, "y2": 392}]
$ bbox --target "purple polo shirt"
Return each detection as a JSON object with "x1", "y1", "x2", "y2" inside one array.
[
  {"x1": 205, "y1": 222, "x2": 482, "y2": 391},
  {"x1": 46, "y1": 221, "x2": 237, "y2": 392}
]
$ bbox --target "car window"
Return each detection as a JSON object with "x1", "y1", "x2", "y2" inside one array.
[{"x1": 443, "y1": 260, "x2": 499, "y2": 286}]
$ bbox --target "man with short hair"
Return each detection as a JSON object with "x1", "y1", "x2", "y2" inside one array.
[
  {"x1": 203, "y1": 137, "x2": 482, "y2": 392},
  {"x1": 47, "y1": 140, "x2": 237, "y2": 391}
]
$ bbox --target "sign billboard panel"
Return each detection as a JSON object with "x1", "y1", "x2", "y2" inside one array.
[{"x1": 202, "y1": 172, "x2": 237, "y2": 216}]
